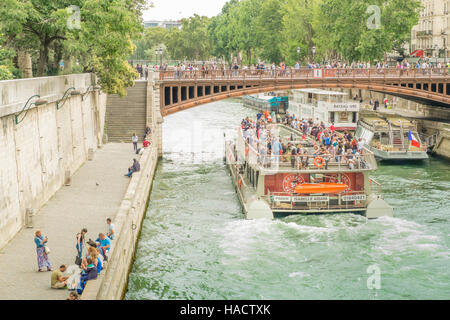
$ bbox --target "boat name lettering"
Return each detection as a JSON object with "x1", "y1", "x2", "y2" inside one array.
[
  {"x1": 273, "y1": 196, "x2": 291, "y2": 202},
  {"x1": 292, "y1": 196, "x2": 329, "y2": 202},
  {"x1": 342, "y1": 195, "x2": 367, "y2": 201}
]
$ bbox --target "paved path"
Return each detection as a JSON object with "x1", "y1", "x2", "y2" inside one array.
[{"x1": 0, "y1": 143, "x2": 136, "y2": 300}]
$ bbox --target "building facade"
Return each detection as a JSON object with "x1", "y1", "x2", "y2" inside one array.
[
  {"x1": 143, "y1": 20, "x2": 182, "y2": 29},
  {"x1": 410, "y1": 0, "x2": 450, "y2": 58}
]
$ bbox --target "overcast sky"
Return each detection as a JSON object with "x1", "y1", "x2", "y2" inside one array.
[{"x1": 142, "y1": 0, "x2": 229, "y2": 21}]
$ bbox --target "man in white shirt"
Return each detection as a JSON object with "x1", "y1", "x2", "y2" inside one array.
[
  {"x1": 106, "y1": 218, "x2": 115, "y2": 240},
  {"x1": 132, "y1": 133, "x2": 138, "y2": 152}
]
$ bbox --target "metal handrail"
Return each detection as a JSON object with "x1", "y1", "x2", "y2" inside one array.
[
  {"x1": 158, "y1": 67, "x2": 449, "y2": 81},
  {"x1": 14, "y1": 94, "x2": 46, "y2": 125},
  {"x1": 56, "y1": 87, "x2": 79, "y2": 110}
]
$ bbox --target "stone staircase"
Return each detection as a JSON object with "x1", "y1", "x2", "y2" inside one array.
[{"x1": 105, "y1": 81, "x2": 148, "y2": 143}]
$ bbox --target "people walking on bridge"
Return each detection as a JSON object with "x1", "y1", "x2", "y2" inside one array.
[
  {"x1": 34, "y1": 230, "x2": 52, "y2": 272},
  {"x1": 132, "y1": 133, "x2": 138, "y2": 152}
]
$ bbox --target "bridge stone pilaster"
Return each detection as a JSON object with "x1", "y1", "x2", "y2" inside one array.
[{"x1": 148, "y1": 72, "x2": 163, "y2": 157}]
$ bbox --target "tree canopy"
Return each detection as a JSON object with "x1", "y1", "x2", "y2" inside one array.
[{"x1": 0, "y1": 0, "x2": 147, "y2": 95}]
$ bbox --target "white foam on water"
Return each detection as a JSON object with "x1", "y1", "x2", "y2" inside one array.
[
  {"x1": 370, "y1": 216, "x2": 444, "y2": 256},
  {"x1": 289, "y1": 271, "x2": 310, "y2": 278},
  {"x1": 217, "y1": 219, "x2": 275, "y2": 260}
]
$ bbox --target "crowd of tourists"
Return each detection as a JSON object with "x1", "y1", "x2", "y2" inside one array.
[
  {"x1": 133, "y1": 57, "x2": 449, "y2": 80},
  {"x1": 34, "y1": 218, "x2": 116, "y2": 299},
  {"x1": 241, "y1": 110, "x2": 368, "y2": 170},
  {"x1": 32, "y1": 125, "x2": 154, "y2": 299}
]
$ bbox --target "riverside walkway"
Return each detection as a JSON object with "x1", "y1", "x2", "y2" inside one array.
[{"x1": 0, "y1": 143, "x2": 134, "y2": 300}]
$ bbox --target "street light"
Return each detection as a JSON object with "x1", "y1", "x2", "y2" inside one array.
[
  {"x1": 297, "y1": 47, "x2": 301, "y2": 64},
  {"x1": 155, "y1": 48, "x2": 163, "y2": 66},
  {"x1": 312, "y1": 46, "x2": 316, "y2": 63},
  {"x1": 442, "y1": 32, "x2": 448, "y2": 66}
]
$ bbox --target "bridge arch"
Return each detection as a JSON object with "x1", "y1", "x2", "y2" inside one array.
[{"x1": 160, "y1": 82, "x2": 450, "y2": 116}]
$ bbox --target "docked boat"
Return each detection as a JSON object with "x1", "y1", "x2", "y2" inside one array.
[
  {"x1": 290, "y1": 88, "x2": 360, "y2": 131},
  {"x1": 355, "y1": 115, "x2": 429, "y2": 161},
  {"x1": 242, "y1": 94, "x2": 289, "y2": 114},
  {"x1": 225, "y1": 123, "x2": 393, "y2": 220}
]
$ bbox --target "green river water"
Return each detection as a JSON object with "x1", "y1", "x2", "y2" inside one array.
[{"x1": 125, "y1": 100, "x2": 450, "y2": 300}]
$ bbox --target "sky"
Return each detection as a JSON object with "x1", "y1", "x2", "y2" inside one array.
[{"x1": 142, "y1": 0, "x2": 229, "y2": 21}]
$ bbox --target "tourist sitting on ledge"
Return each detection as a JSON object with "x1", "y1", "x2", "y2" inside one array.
[
  {"x1": 76, "y1": 258, "x2": 98, "y2": 295},
  {"x1": 144, "y1": 126, "x2": 151, "y2": 140},
  {"x1": 95, "y1": 233, "x2": 111, "y2": 261},
  {"x1": 125, "y1": 159, "x2": 140, "y2": 177},
  {"x1": 51, "y1": 265, "x2": 69, "y2": 289}
]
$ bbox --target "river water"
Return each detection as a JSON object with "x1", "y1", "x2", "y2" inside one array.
[{"x1": 125, "y1": 100, "x2": 450, "y2": 300}]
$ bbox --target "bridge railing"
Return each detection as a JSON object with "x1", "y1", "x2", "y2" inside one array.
[{"x1": 159, "y1": 68, "x2": 449, "y2": 81}]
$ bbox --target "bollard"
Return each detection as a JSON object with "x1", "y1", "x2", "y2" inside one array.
[
  {"x1": 65, "y1": 170, "x2": 71, "y2": 186},
  {"x1": 26, "y1": 208, "x2": 34, "y2": 228}
]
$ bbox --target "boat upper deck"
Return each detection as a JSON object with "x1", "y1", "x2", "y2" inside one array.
[
  {"x1": 360, "y1": 116, "x2": 418, "y2": 132},
  {"x1": 234, "y1": 124, "x2": 378, "y2": 174}
]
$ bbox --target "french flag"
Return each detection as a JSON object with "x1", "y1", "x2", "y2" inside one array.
[{"x1": 408, "y1": 130, "x2": 420, "y2": 148}]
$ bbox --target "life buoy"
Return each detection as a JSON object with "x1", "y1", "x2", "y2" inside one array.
[{"x1": 314, "y1": 157, "x2": 325, "y2": 168}]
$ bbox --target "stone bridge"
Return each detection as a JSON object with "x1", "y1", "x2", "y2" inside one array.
[{"x1": 157, "y1": 68, "x2": 450, "y2": 116}]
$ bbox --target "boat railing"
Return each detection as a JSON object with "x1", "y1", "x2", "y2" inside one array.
[
  {"x1": 245, "y1": 142, "x2": 377, "y2": 173},
  {"x1": 265, "y1": 190, "x2": 368, "y2": 211},
  {"x1": 369, "y1": 178, "x2": 382, "y2": 195}
]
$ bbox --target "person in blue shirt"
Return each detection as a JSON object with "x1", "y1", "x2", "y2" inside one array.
[
  {"x1": 256, "y1": 111, "x2": 263, "y2": 121},
  {"x1": 272, "y1": 139, "x2": 282, "y2": 164},
  {"x1": 96, "y1": 233, "x2": 111, "y2": 261}
]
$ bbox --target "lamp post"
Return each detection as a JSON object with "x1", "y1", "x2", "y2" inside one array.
[
  {"x1": 312, "y1": 46, "x2": 316, "y2": 64},
  {"x1": 443, "y1": 32, "x2": 448, "y2": 66},
  {"x1": 155, "y1": 48, "x2": 163, "y2": 67},
  {"x1": 297, "y1": 47, "x2": 301, "y2": 64}
]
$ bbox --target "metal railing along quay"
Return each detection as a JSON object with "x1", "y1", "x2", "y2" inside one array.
[{"x1": 159, "y1": 68, "x2": 450, "y2": 81}]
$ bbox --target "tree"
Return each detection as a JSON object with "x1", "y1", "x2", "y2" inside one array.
[
  {"x1": 64, "y1": 0, "x2": 143, "y2": 96},
  {"x1": 165, "y1": 15, "x2": 211, "y2": 61},
  {"x1": 0, "y1": 0, "x2": 144, "y2": 95},
  {"x1": 130, "y1": 27, "x2": 169, "y2": 61},
  {"x1": 316, "y1": 0, "x2": 421, "y2": 62},
  {"x1": 254, "y1": 0, "x2": 284, "y2": 64},
  {"x1": 281, "y1": 0, "x2": 321, "y2": 64}
]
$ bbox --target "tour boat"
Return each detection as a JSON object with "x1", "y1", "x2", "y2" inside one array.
[
  {"x1": 355, "y1": 114, "x2": 428, "y2": 161},
  {"x1": 225, "y1": 122, "x2": 393, "y2": 220},
  {"x1": 242, "y1": 94, "x2": 289, "y2": 114},
  {"x1": 290, "y1": 88, "x2": 360, "y2": 131}
]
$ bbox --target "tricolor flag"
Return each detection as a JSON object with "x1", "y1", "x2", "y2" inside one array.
[{"x1": 408, "y1": 130, "x2": 420, "y2": 148}]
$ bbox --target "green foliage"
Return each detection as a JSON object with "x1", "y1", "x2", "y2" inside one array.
[
  {"x1": 317, "y1": 0, "x2": 421, "y2": 62},
  {"x1": 130, "y1": 27, "x2": 169, "y2": 61},
  {"x1": 0, "y1": 65, "x2": 13, "y2": 80},
  {"x1": 165, "y1": 15, "x2": 211, "y2": 61},
  {"x1": 0, "y1": 0, "x2": 143, "y2": 96}
]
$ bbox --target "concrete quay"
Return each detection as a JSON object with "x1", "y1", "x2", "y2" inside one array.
[{"x1": 0, "y1": 143, "x2": 139, "y2": 300}]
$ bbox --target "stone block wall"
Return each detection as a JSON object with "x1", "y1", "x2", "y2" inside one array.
[{"x1": 0, "y1": 74, "x2": 107, "y2": 249}]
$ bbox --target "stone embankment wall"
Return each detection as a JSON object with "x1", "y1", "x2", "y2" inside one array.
[
  {"x1": 81, "y1": 145, "x2": 158, "y2": 299},
  {"x1": 82, "y1": 72, "x2": 163, "y2": 300},
  {"x1": 0, "y1": 74, "x2": 107, "y2": 249}
]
